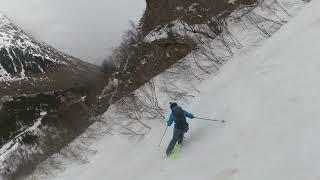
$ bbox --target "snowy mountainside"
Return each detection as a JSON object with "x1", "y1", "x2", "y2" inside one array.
[
  {"x1": 0, "y1": 13, "x2": 75, "y2": 82},
  {"x1": 0, "y1": 13, "x2": 104, "y2": 97}
]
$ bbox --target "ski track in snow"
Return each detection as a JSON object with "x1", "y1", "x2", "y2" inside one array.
[{"x1": 28, "y1": 1, "x2": 320, "y2": 180}]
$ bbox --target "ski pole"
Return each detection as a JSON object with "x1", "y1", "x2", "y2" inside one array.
[
  {"x1": 158, "y1": 126, "x2": 168, "y2": 147},
  {"x1": 194, "y1": 117, "x2": 225, "y2": 123}
]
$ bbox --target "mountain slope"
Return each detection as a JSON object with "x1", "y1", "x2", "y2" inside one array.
[
  {"x1": 0, "y1": 14, "x2": 104, "y2": 97},
  {"x1": 0, "y1": 14, "x2": 65, "y2": 81},
  {"x1": 38, "y1": 0, "x2": 320, "y2": 179}
]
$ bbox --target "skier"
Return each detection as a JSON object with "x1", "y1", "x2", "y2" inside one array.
[{"x1": 166, "y1": 102, "x2": 195, "y2": 156}]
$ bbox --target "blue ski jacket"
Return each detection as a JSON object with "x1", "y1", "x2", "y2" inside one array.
[{"x1": 167, "y1": 105, "x2": 194, "y2": 130}]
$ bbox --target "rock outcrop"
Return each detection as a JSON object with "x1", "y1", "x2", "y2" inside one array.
[{"x1": 142, "y1": 0, "x2": 257, "y2": 34}]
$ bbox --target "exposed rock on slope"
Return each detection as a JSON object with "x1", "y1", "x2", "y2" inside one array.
[{"x1": 142, "y1": 0, "x2": 256, "y2": 34}]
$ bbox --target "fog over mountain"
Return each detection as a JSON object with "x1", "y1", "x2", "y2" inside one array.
[{"x1": 0, "y1": 0, "x2": 146, "y2": 65}]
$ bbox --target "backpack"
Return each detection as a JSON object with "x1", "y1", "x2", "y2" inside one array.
[{"x1": 173, "y1": 107, "x2": 188, "y2": 129}]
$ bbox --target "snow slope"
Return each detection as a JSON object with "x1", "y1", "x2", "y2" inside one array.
[{"x1": 31, "y1": 1, "x2": 320, "y2": 180}]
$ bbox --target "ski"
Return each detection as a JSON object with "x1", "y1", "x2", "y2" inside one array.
[{"x1": 171, "y1": 145, "x2": 181, "y2": 160}]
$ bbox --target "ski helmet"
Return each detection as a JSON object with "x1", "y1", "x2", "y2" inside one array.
[{"x1": 170, "y1": 102, "x2": 178, "y2": 110}]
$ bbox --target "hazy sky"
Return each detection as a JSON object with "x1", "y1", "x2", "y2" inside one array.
[{"x1": 0, "y1": 0, "x2": 146, "y2": 65}]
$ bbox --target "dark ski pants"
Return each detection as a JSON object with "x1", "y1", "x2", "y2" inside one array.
[{"x1": 166, "y1": 128, "x2": 186, "y2": 156}]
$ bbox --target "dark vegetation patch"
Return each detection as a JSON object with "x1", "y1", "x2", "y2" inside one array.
[
  {"x1": 19, "y1": 132, "x2": 38, "y2": 145},
  {"x1": 0, "y1": 94, "x2": 61, "y2": 146},
  {"x1": 1, "y1": 85, "x2": 97, "y2": 180}
]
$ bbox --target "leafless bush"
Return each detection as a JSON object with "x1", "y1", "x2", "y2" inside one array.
[
  {"x1": 114, "y1": 80, "x2": 164, "y2": 132},
  {"x1": 102, "y1": 21, "x2": 144, "y2": 74}
]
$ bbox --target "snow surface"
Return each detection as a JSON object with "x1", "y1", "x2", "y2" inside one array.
[{"x1": 29, "y1": 0, "x2": 320, "y2": 180}]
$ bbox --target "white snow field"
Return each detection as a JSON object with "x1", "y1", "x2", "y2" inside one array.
[{"x1": 30, "y1": 1, "x2": 320, "y2": 180}]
